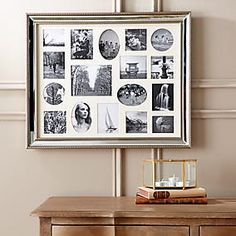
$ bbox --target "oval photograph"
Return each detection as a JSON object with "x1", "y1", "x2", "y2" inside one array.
[
  {"x1": 99, "y1": 29, "x2": 120, "y2": 60},
  {"x1": 151, "y1": 28, "x2": 174, "y2": 51},
  {"x1": 43, "y1": 82, "x2": 65, "y2": 105},
  {"x1": 117, "y1": 84, "x2": 147, "y2": 106},
  {"x1": 71, "y1": 102, "x2": 92, "y2": 133}
]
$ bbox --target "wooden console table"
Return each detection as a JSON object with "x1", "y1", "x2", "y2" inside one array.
[{"x1": 31, "y1": 197, "x2": 236, "y2": 236}]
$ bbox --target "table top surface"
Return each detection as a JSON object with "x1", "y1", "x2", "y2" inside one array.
[{"x1": 31, "y1": 197, "x2": 236, "y2": 218}]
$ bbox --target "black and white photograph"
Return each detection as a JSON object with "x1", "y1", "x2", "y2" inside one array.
[
  {"x1": 120, "y1": 56, "x2": 147, "y2": 79},
  {"x1": 151, "y1": 56, "x2": 174, "y2": 79},
  {"x1": 44, "y1": 111, "x2": 66, "y2": 134},
  {"x1": 71, "y1": 65, "x2": 112, "y2": 96},
  {"x1": 97, "y1": 103, "x2": 119, "y2": 134},
  {"x1": 125, "y1": 29, "x2": 147, "y2": 51},
  {"x1": 151, "y1": 28, "x2": 174, "y2": 51},
  {"x1": 152, "y1": 84, "x2": 174, "y2": 111},
  {"x1": 43, "y1": 28, "x2": 65, "y2": 47},
  {"x1": 117, "y1": 84, "x2": 147, "y2": 106},
  {"x1": 71, "y1": 102, "x2": 92, "y2": 133},
  {"x1": 99, "y1": 29, "x2": 120, "y2": 60},
  {"x1": 43, "y1": 83, "x2": 65, "y2": 105},
  {"x1": 152, "y1": 116, "x2": 174, "y2": 133},
  {"x1": 126, "y1": 111, "x2": 147, "y2": 133},
  {"x1": 71, "y1": 29, "x2": 93, "y2": 59},
  {"x1": 43, "y1": 52, "x2": 65, "y2": 79}
]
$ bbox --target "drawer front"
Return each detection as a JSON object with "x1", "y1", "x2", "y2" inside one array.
[
  {"x1": 200, "y1": 226, "x2": 236, "y2": 236},
  {"x1": 53, "y1": 226, "x2": 113, "y2": 236},
  {"x1": 115, "y1": 226, "x2": 189, "y2": 236}
]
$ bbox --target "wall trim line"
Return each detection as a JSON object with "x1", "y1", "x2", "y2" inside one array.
[
  {"x1": 0, "y1": 81, "x2": 26, "y2": 90},
  {"x1": 192, "y1": 79, "x2": 236, "y2": 88},
  {"x1": 0, "y1": 112, "x2": 26, "y2": 121},
  {"x1": 192, "y1": 110, "x2": 236, "y2": 119}
]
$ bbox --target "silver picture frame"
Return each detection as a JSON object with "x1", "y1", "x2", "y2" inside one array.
[{"x1": 26, "y1": 12, "x2": 191, "y2": 148}]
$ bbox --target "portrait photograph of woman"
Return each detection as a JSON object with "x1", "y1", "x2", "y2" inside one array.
[{"x1": 71, "y1": 102, "x2": 92, "y2": 133}]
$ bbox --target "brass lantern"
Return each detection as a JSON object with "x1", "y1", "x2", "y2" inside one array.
[{"x1": 143, "y1": 159, "x2": 197, "y2": 189}]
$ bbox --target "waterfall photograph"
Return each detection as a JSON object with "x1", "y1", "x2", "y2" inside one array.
[{"x1": 152, "y1": 83, "x2": 174, "y2": 111}]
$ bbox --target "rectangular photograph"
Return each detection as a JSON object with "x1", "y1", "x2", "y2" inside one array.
[
  {"x1": 125, "y1": 29, "x2": 147, "y2": 51},
  {"x1": 152, "y1": 116, "x2": 174, "y2": 133},
  {"x1": 152, "y1": 84, "x2": 174, "y2": 111},
  {"x1": 126, "y1": 111, "x2": 147, "y2": 133},
  {"x1": 43, "y1": 29, "x2": 65, "y2": 47},
  {"x1": 151, "y1": 56, "x2": 174, "y2": 79},
  {"x1": 44, "y1": 111, "x2": 66, "y2": 134},
  {"x1": 120, "y1": 56, "x2": 147, "y2": 79},
  {"x1": 98, "y1": 103, "x2": 119, "y2": 134},
  {"x1": 43, "y1": 52, "x2": 65, "y2": 79},
  {"x1": 71, "y1": 29, "x2": 93, "y2": 59},
  {"x1": 71, "y1": 65, "x2": 112, "y2": 96}
]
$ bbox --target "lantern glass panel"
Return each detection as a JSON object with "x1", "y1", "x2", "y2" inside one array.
[{"x1": 143, "y1": 159, "x2": 197, "y2": 189}]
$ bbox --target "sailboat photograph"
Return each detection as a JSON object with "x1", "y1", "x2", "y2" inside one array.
[
  {"x1": 105, "y1": 108, "x2": 117, "y2": 133},
  {"x1": 98, "y1": 103, "x2": 119, "y2": 134}
]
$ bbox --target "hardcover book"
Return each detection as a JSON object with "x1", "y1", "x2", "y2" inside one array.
[
  {"x1": 137, "y1": 186, "x2": 207, "y2": 199},
  {"x1": 135, "y1": 194, "x2": 208, "y2": 204}
]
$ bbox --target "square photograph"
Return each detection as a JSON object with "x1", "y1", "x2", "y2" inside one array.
[
  {"x1": 43, "y1": 28, "x2": 65, "y2": 47},
  {"x1": 71, "y1": 65, "x2": 112, "y2": 96},
  {"x1": 71, "y1": 29, "x2": 93, "y2": 59},
  {"x1": 152, "y1": 116, "x2": 174, "y2": 133},
  {"x1": 43, "y1": 52, "x2": 65, "y2": 79},
  {"x1": 44, "y1": 111, "x2": 66, "y2": 134},
  {"x1": 120, "y1": 56, "x2": 147, "y2": 79},
  {"x1": 97, "y1": 103, "x2": 119, "y2": 134},
  {"x1": 126, "y1": 111, "x2": 147, "y2": 133},
  {"x1": 151, "y1": 56, "x2": 174, "y2": 79},
  {"x1": 152, "y1": 83, "x2": 174, "y2": 111},
  {"x1": 125, "y1": 29, "x2": 147, "y2": 51}
]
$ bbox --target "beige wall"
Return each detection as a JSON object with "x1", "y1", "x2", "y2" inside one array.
[{"x1": 0, "y1": 0, "x2": 236, "y2": 236}]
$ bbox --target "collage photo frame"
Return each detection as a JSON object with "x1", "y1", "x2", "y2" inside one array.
[{"x1": 27, "y1": 12, "x2": 191, "y2": 148}]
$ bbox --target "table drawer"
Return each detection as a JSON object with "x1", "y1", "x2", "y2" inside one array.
[
  {"x1": 53, "y1": 225, "x2": 189, "y2": 236},
  {"x1": 200, "y1": 226, "x2": 236, "y2": 236},
  {"x1": 115, "y1": 226, "x2": 189, "y2": 236},
  {"x1": 53, "y1": 226, "x2": 113, "y2": 236}
]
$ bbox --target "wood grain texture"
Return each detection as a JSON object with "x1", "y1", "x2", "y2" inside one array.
[
  {"x1": 115, "y1": 226, "x2": 189, "y2": 236},
  {"x1": 32, "y1": 197, "x2": 236, "y2": 236},
  {"x1": 31, "y1": 197, "x2": 236, "y2": 218},
  {"x1": 53, "y1": 226, "x2": 114, "y2": 236},
  {"x1": 200, "y1": 226, "x2": 236, "y2": 236},
  {"x1": 40, "y1": 218, "x2": 51, "y2": 236}
]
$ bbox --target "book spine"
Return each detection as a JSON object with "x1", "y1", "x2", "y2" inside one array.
[
  {"x1": 135, "y1": 195, "x2": 208, "y2": 204},
  {"x1": 137, "y1": 188, "x2": 170, "y2": 199},
  {"x1": 137, "y1": 187, "x2": 206, "y2": 199}
]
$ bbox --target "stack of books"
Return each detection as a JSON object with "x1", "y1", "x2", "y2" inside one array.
[{"x1": 136, "y1": 186, "x2": 208, "y2": 204}]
